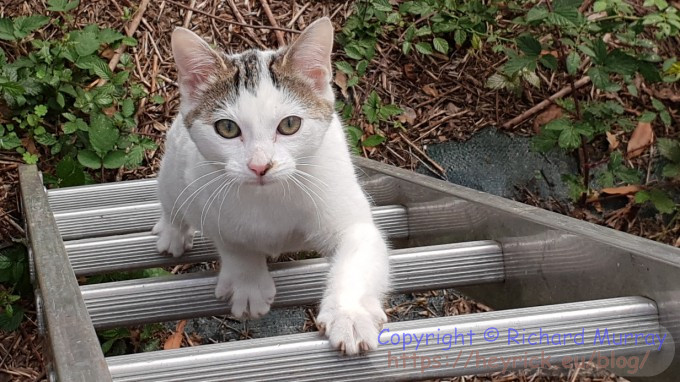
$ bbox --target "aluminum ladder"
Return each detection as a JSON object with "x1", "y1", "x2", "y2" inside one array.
[{"x1": 18, "y1": 157, "x2": 680, "y2": 381}]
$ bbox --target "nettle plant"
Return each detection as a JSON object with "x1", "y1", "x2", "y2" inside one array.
[
  {"x1": 0, "y1": 0, "x2": 156, "y2": 187},
  {"x1": 488, "y1": 0, "x2": 679, "y2": 214},
  {"x1": 335, "y1": 0, "x2": 500, "y2": 152}
]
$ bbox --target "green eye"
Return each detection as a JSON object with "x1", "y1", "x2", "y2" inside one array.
[
  {"x1": 277, "y1": 116, "x2": 302, "y2": 135},
  {"x1": 215, "y1": 119, "x2": 241, "y2": 139}
]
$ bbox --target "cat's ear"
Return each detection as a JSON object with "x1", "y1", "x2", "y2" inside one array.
[
  {"x1": 171, "y1": 27, "x2": 225, "y2": 103},
  {"x1": 283, "y1": 17, "x2": 334, "y2": 92}
]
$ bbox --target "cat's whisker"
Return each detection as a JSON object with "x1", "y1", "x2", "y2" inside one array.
[
  {"x1": 171, "y1": 172, "x2": 227, "y2": 225},
  {"x1": 191, "y1": 161, "x2": 228, "y2": 170},
  {"x1": 217, "y1": 178, "x2": 239, "y2": 244},
  {"x1": 200, "y1": 175, "x2": 234, "y2": 235},
  {"x1": 170, "y1": 169, "x2": 226, "y2": 220},
  {"x1": 293, "y1": 169, "x2": 330, "y2": 192}
]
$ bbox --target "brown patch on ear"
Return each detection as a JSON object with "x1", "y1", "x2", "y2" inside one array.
[
  {"x1": 269, "y1": 51, "x2": 334, "y2": 121},
  {"x1": 183, "y1": 61, "x2": 240, "y2": 128}
]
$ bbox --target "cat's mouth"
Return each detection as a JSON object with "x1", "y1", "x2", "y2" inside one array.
[{"x1": 244, "y1": 177, "x2": 274, "y2": 186}]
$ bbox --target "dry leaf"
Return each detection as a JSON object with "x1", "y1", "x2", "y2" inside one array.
[
  {"x1": 600, "y1": 185, "x2": 643, "y2": 195},
  {"x1": 533, "y1": 105, "x2": 562, "y2": 134},
  {"x1": 606, "y1": 131, "x2": 619, "y2": 150},
  {"x1": 540, "y1": 50, "x2": 559, "y2": 58},
  {"x1": 403, "y1": 64, "x2": 417, "y2": 80},
  {"x1": 152, "y1": 121, "x2": 168, "y2": 132},
  {"x1": 21, "y1": 137, "x2": 38, "y2": 155},
  {"x1": 164, "y1": 320, "x2": 187, "y2": 350},
  {"x1": 398, "y1": 106, "x2": 417, "y2": 125},
  {"x1": 422, "y1": 84, "x2": 438, "y2": 97},
  {"x1": 102, "y1": 106, "x2": 117, "y2": 117},
  {"x1": 333, "y1": 71, "x2": 348, "y2": 99},
  {"x1": 101, "y1": 48, "x2": 115, "y2": 60},
  {"x1": 627, "y1": 122, "x2": 654, "y2": 158}
]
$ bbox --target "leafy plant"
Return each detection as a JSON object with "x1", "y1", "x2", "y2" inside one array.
[
  {"x1": 0, "y1": 1, "x2": 156, "y2": 187},
  {"x1": 0, "y1": 244, "x2": 31, "y2": 331},
  {"x1": 98, "y1": 323, "x2": 164, "y2": 356},
  {"x1": 486, "y1": 0, "x2": 678, "y2": 215}
]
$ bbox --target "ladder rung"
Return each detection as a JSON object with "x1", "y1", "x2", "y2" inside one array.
[
  {"x1": 80, "y1": 241, "x2": 504, "y2": 329},
  {"x1": 48, "y1": 178, "x2": 158, "y2": 213},
  {"x1": 106, "y1": 297, "x2": 659, "y2": 382},
  {"x1": 47, "y1": 174, "x2": 401, "y2": 213},
  {"x1": 54, "y1": 204, "x2": 409, "y2": 241}
]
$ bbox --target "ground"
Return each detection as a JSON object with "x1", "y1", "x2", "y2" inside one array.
[{"x1": 0, "y1": 0, "x2": 678, "y2": 381}]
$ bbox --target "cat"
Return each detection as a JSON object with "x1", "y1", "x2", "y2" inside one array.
[{"x1": 152, "y1": 17, "x2": 390, "y2": 355}]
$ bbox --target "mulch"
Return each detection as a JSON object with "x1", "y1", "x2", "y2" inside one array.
[{"x1": 0, "y1": 0, "x2": 678, "y2": 380}]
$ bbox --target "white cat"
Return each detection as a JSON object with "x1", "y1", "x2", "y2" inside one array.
[{"x1": 152, "y1": 18, "x2": 390, "y2": 355}]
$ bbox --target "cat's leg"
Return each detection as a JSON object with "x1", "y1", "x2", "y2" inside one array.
[
  {"x1": 317, "y1": 223, "x2": 389, "y2": 355},
  {"x1": 152, "y1": 212, "x2": 195, "y2": 257},
  {"x1": 215, "y1": 249, "x2": 276, "y2": 319}
]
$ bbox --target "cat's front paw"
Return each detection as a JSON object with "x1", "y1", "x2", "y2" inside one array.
[
  {"x1": 317, "y1": 295, "x2": 387, "y2": 355},
  {"x1": 151, "y1": 217, "x2": 194, "y2": 257},
  {"x1": 215, "y1": 271, "x2": 276, "y2": 319}
]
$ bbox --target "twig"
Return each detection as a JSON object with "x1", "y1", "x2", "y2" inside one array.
[
  {"x1": 225, "y1": 0, "x2": 267, "y2": 49},
  {"x1": 398, "y1": 132, "x2": 446, "y2": 178},
  {"x1": 182, "y1": 0, "x2": 197, "y2": 28},
  {"x1": 501, "y1": 76, "x2": 591, "y2": 129},
  {"x1": 164, "y1": 0, "x2": 300, "y2": 34},
  {"x1": 259, "y1": 0, "x2": 286, "y2": 47},
  {"x1": 96, "y1": 0, "x2": 150, "y2": 87}
]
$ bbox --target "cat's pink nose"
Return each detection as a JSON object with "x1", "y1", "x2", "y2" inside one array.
[{"x1": 248, "y1": 162, "x2": 272, "y2": 176}]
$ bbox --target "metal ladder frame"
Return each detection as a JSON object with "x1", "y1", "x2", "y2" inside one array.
[{"x1": 19, "y1": 157, "x2": 680, "y2": 381}]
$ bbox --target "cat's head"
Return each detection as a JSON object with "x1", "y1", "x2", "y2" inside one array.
[{"x1": 171, "y1": 18, "x2": 336, "y2": 186}]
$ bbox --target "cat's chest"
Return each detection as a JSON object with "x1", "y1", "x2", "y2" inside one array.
[{"x1": 205, "y1": 197, "x2": 308, "y2": 253}]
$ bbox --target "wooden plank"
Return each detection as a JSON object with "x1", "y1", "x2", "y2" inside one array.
[{"x1": 19, "y1": 165, "x2": 112, "y2": 382}]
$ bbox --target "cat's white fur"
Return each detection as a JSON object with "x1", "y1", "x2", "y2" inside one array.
[{"x1": 153, "y1": 18, "x2": 390, "y2": 354}]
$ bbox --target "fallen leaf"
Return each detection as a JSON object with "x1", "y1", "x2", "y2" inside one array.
[
  {"x1": 101, "y1": 48, "x2": 115, "y2": 60},
  {"x1": 600, "y1": 185, "x2": 643, "y2": 195},
  {"x1": 653, "y1": 88, "x2": 680, "y2": 103},
  {"x1": 21, "y1": 137, "x2": 38, "y2": 155},
  {"x1": 164, "y1": 320, "x2": 187, "y2": 350},
  {"x1": 152, "y1": 121, "x2": 168, "y2": 132},
  {"x1": 422, "y1": 84, "x2": 438, "y2": 97},
  {"x1": 446, "y1": 102, "x2": 460, "y2": 114},
  {"x1": 606, "y1": 131, "x2": 619, "y2": 150},
  {"x1": 403, "y1": 64, "x2": 417, "y2": 80},
  {"x1": 334, "y1": 71, "x2": 348, "y2": 99},
  {"x1": 627, "y1": 122, "x2": 654, "y2": 158},
  {"x1": 540, "y1": 50, "x2": 559, "y2": 58},
  {"x1": 533, "y1": 105, "x2": 563, "y2": 134},
  {"x1": 398, "y1": 106, "x2": 417, "y2": 125},
  {"x1": 102, "y1": 106, "x2": 117, "y2": 117}
]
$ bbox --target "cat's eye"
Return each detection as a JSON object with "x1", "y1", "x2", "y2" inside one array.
[
  {"x1": 215, "y1": 119, "x2": 241, "y2": 139},
  {"x1": 277, "y1": 116, "x2": 302, "y2": 136}
]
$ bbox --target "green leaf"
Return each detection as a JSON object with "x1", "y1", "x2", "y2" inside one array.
[
  {"x1": 102, "y1": 150, "x2": 126, "y2": 169},
  {"x1": 526, "y1": 6, "x2": 549, "y2": 22},
  {"x1": 635, "y1": 190, "x2": 651, "y2": 204},
  {"x1": 516, "y1": 35, "x2": 542, "y2": 57},
  {"x1": 335, "y1": 61, "x2": 354, "y2": 75},
  {"x1": 142, "y1": 268, "x2": 171, "y2": 278},
  {"x1": 63, "y1": 118, "x2": 88, "y2": 134},
  {"x1": 639, "y1": 111, "x2": 657, "y2": 123},
  {"x1": 657, "y1": 138, "x2": 680, "y2": 162},
  {"x1": 56, "y1": 157, "x2": 86, "y2": 187},
  {"x1": 346, "y1": 126, "x2": 363, "y2": 145},
  {"x1": 12, "y1": 16, "x2": 49, "y2": 39},
  {"x1": 651, "y1": 98, "x2": 666, "y2": 111},
  {"x1": 121, "y1": 98, "x2": 135, "y2": 117},
  {"x1": 89, "y1": 114, "x2": 119, "y2": 154},
  {"x1": 121, "y1": 36, "x2": 137, "y2": 46},
  {"x1": 558, "y1": 126, "x2": 581, "y2": 150},
  {"x1": 504, "y1": 55, "x2": 537, "y2": 75},
  {"x1": 77, "y1": 150, "x2": 101, "y2": 169},
  {"x1": 379, "y1": 104, "x2": 402, "y2": 119},
  {"x1": 0, "y1": 132, "x2": 21, "y2": 150},
  {"x1": 415, "y1": 42, "x2": 433, "y2": 55},
  {"x1": 72, "y1": 31, "x2": 100, "y2": 57},
  {"x1": 101, "y1": 339, "x2": 116, "y2": 354},
  {"x1": 606, "y1": 50, "x2": 638, "y2": 75},
  {"x1": 649, "y1": 189, "x2": 675, "y2": 214},
  {"x1": 432, "y1": 37, "x2": 449, "y2": 54},
  {"x1": 362, "y1": 134, "x2": 386, "y2": 147},
  {"x1": 588, "y1": 67, "x2": 620, "y2": 91},
  {"x1": 660, "y1": 110, "x2": 671, "y2": 127},
  {"x1": 539, "y1": 54, "x2": 558, "y2": 71},
  {"x1": 47, "y1": 0, "x2": 79, "y2": 12},
  {"x1": 662, "y1": 163, "x2": 680, "y2": 178},
  {"x1": 0, "y1": 306, "x2": 24, "y2": 331},
  {"x1": 151, "y1": 95, "x2": 164, "y2": 105},
  {"x1": 566, "y1": 51, "x2": 581, "y2": 75},
  {"x1": 22, "y1": 153, "x2": 38, "y2": 165},
  {"x1": 0, "y1": 18, "x2": 15, "y2": 41},
  {"x1": 454, "y1": 30, "x2": 466, "y2": 46},
  {"x1": 544, "y1": 118, "x2": 572, "y2": 131},
  {"x1": 0, "y1": 255, "x2": 11, "y2": 270}
]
